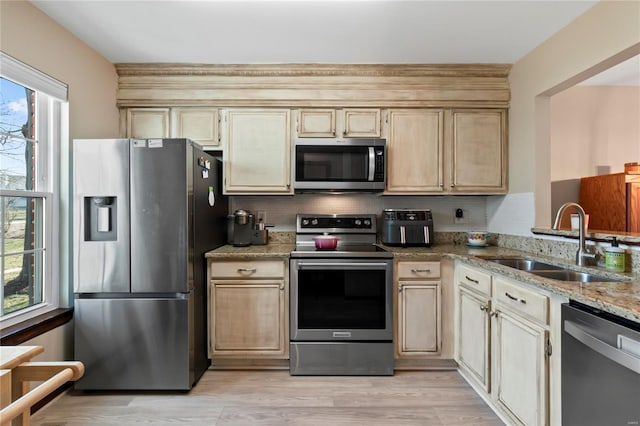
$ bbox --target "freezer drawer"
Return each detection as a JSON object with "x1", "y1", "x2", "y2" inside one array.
[{"x1": 74, "y1": 297, "x2": 194, "y2": 390}]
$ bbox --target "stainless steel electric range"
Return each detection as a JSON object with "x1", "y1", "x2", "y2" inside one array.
[{"x1": 289, "y1": 214, "x2": 394, "y2": 375}]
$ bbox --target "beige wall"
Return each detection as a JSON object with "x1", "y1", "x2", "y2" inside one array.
[
  {"x1": 507, "y1": 0, "x2": 640, "y2": 228},
  {"x1": 551, "y1": 85, "x2": 640, "y2": 181},
  {"x1": 1, "y1": 1, "x2": 118, "y2": 358},
  {"x1": 0, "y1": 0, "x2": 118, "y2": 138}
]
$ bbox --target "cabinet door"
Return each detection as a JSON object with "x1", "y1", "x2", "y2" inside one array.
[
  {"x1": 209, "y1": 280, "x2": 287, "y2": 357},
  {"x1": 449, "y1": 109, "x2": 507, "y2": 193},
  {"x1": 493, "y1": 309, "x2": 548, "y2": 426},
  {"x1": 397, "y1": 281, "x2": 440, "y2": 357},
  {"x1": 386, "y1": 109, "x2": 444, "y2": 193},
  {"x1": 224, "y1": 109, "x2": 292, "y2": 194},
  {"x1": 171, "y1": 107, "x2": 219, "y2": 147},
  {"x1": 458, "y1": 286, "x2": 491, "y2": 392},
  {"x1": 297, "y1": 109, "x2": 336, "y2": 137},
  {"x1": 342, "y1": 108, "x2": 381, "y2": 137},
  {"x1": 127, "y1": 108, "x2": 170, "y2": 138}
]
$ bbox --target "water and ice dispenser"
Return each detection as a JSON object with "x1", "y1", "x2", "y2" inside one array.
[{"x1": 84, "y1": 196, "x2": 117, "y2": 241}]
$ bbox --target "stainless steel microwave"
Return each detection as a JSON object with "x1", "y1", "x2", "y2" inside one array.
[{"x1": 293, "y1": 138, "x2": 386, "y2": 192}]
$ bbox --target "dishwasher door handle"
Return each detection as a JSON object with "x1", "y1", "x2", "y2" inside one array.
[{"x1": 564, "y1": 320, "x2": 640, "y2": 374}]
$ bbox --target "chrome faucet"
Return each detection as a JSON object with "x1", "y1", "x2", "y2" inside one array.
[{"x1": 552, "y1": 202, "x2": 598, "y2": 266}]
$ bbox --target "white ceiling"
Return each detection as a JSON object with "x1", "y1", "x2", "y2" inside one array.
[
  {"x1": 31, "y1": 0, "x2": 638, "y2": 86},
  {"x1": 31, "y1": 0, "x2": 599, "y2": 65}
]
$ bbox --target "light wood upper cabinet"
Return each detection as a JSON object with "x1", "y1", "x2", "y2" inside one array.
[
  {"x1": 297, "y1": 109, "x2": 336, "y2": 137},
  {"x1": 171, "y1": 107, "x2": 220, "y2": 148},
  {"x1": 342, "y1": 108, "x2": 381, "y2": 137},
  {"x1": 449, "y1": 109, "x2": 507, "y2": 193},
  {"x1": 386, "y1": 109, "x2": 444, "y2": 193},
  {"x1": 296, "y1": 108, "x2": 381, "y2": 138},
  {"x1": 385, "y1": 108, "x2": 507, "y2": 195},
  {"x1": 223, "y1": 109, "x2": 292, "y2": 194},
  {"x1": 126, "y1": 108, "x2": 170, "y2": 138}
]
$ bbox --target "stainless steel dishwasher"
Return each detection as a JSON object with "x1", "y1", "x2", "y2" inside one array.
[{"x1": 562, "y1": 301, "x2": 640, "y2": 426}]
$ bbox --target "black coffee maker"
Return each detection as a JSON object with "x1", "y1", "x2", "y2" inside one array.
[{"x1": 227, "y1": 209, "x2": 254, "y2": 247}]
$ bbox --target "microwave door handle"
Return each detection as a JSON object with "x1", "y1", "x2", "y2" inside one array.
[
  {"x1": 400, "y1": 225, "x2": 406, "y2": 245},
  {"x1": 423, "y1": 225, "x2": 430, "y2": 243},
  {"x1": 368, "y1": 147, "x2": 375, "y2": 181}
]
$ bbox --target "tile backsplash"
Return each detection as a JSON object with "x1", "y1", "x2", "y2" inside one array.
[{"x1": 230, "y1": 194, "x2": 488, "y2": 232}]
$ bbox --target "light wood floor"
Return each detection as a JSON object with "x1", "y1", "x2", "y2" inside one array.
[{"x1": 32, "y1": 370, "x2": 503, "y2": 425}]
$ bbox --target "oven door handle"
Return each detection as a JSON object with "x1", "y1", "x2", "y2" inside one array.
[
  {"x1": 564, "y1": 320, "x2": 640, "y2": 374},
  {"x1": 296, "y1": 262, "x2": 390, "y2": 269}
]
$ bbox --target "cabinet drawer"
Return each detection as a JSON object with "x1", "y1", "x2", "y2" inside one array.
[
  {"x1": 397, "y1": 261, "x2": 440, "y2": 279},
  {"x1": 494, "y1": 278, "x2": 548, "y2": 325},
  {"x1": 210, "y1": 260, "x2": 285, "y2": 279},
  {"x1": 457, "y1": 264, "x2": 491, "y2": 296}
]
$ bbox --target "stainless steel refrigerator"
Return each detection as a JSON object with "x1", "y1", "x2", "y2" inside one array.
[{"x1": 72, "y1": 138, "x2": 227, "y2": 390}]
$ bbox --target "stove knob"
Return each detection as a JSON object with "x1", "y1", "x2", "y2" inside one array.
[
  {"x1": 364, "y1": 219, "x2": 371, "y2": 226},
  {"x1": 311, "y1": 219, "x2": 318, "y2": 225},
  {"x1": 302, "y1": 219, "x2": 309, "y2": 225},
  {"x1": 355, "y1": 219, "x2": 362, "y2": 226}
]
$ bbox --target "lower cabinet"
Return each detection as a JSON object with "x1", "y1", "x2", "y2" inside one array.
[
  {"x1": 492, "y1": 307, "x2": 548, "y2": 426},
  {"x1": 456, "y1": 263, "x2": 551, "y2": 426},
  {"x1": 458, "y1": 286, "x2": 490, "y2": 391},
  {"x1": 395, "y1": 259, "x2": 454, "y2": 365},
  {"x1": 398, "y1": 281, "x2": 440, "y2": 355},
  {"x1": 208, "y1": 259, "x2": 288, "y2": 360}
]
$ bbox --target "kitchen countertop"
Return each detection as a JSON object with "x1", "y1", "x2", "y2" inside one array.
[{"x1": 205, "y1": 243, "x2": 640, "y2": 323}]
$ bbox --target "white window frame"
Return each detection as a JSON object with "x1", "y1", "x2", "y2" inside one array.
[{"x1": 1, "y1": 52, "x2": 68, "y2": 327}]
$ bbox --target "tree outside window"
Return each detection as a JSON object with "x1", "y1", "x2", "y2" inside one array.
[{"x1": 1, "y1": 77, "x2": 43, "y2": 315}]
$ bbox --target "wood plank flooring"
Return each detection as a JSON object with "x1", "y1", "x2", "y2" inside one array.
[{"x1": 32, "y1": 370, "x2": 503, "y2": 425}]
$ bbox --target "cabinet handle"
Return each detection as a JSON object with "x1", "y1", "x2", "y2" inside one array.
[
  {"x1": 411, "y1": 269, "x2": 431, "y2": 273},
  {"x1": 237, "y1": 268, "x2": 257, "y2": 273},
  {"x1": 280, "y1": 283, "x2": 285, "y2": 290},
  {"x1": 398, "y1": 285, "x2": 403, "y2": 293},
  {"x1": 505, "y1": 292, "x2": 527, "y2": 304},
  {"x1": 480, "y1": 305, "x2": 489, "y2": 312},
  {"x1": 343, "y1": 130, "x2": 347, "y2": 136},
  {"x1": 490, "y1": 310, "x2": 500, "y2": 318},
  {"x1": 465, "y1": 275, "x2": 479, "y2": 284}
]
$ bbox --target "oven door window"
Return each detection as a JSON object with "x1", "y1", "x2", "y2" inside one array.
[
  {"x1": 296, "y1": 146, "x2": 369, "y2": 182},
  {"x1": 297, "y1": 269, "x2": 386, "y2": 329}
]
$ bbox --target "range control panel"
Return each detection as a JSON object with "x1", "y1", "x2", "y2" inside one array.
[{"x1": 296, "y1": 214, "x2": 377, "y2": 233}]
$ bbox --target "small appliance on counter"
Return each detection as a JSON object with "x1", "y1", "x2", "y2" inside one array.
[
  {"x1": 381, "y1": 209, "x2": 434, "y2": 247},
  {"x1": 227, "y1": 209, "x2": 268, "y2": 246}
]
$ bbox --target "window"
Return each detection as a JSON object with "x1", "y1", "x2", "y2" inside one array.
[{"x1": 1, "y1": 52, "x2": 68, "y2": 326}]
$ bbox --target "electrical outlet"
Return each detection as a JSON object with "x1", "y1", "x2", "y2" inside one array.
[
  {"x1": 257, "y1": 210, "x2": 267, "y2": 224},
  {"x1": 453, "y1": 208, "x2": 467, "y2": 224}
]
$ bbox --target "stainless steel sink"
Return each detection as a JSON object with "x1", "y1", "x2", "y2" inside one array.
[
  {"x1": 486, "y1": 257, "x2": 625, "y2": 282},
  {"x1": 487, "y1": 258, "x2": 564, "y2": 271},
  {"x1": 529, "y1": 270, "x2": 624, "y2": 283}
]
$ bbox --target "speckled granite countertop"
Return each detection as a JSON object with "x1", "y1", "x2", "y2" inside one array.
[
  {"x1": 205, "y1": 243, "x2": 294, "y2": 259},
  {"x1": 205, "y1": 243, "x2": 640, "y2": 323}
]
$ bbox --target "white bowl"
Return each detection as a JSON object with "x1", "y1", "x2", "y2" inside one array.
[{"x1": 467, "y1": 231, "x2": 489, "y2": 246}]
